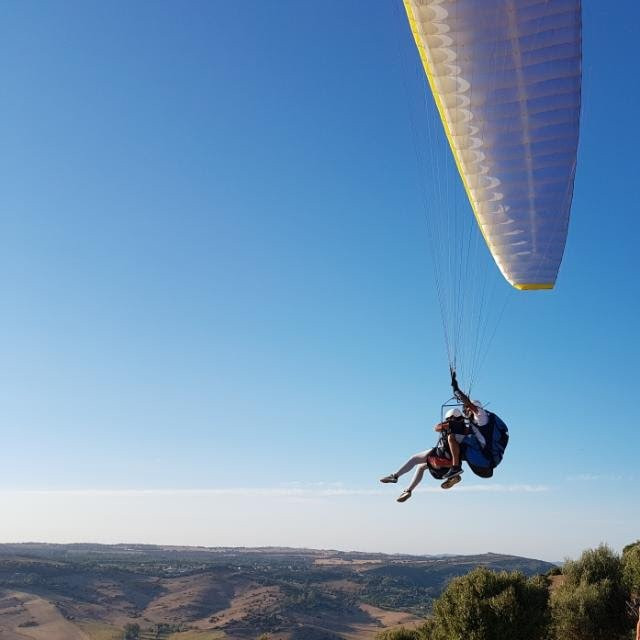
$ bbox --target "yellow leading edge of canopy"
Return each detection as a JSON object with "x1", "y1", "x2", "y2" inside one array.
[
  {"x1": 402, "y1": 1, "x2": 556, "y2": 292},
  {"x1": 515, "y1": 283, "x2": 554, "y2": 290}
]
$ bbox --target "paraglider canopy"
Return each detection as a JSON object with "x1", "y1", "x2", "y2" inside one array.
[
  {"x1": 403, "y1": 0, "x2": 581, "y2": 290},
  {"x1": 397, "y1": 0, "x2": 582, "y2": 387}
]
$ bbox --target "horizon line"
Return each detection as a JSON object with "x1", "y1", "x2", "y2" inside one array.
[{"x1": 0, "y1": 484, "x2": 549, "y2": 497}]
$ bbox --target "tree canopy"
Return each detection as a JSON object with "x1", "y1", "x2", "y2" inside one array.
[
  {"x1": 550, "y1": 545, "x2": 630, "y2": 640},
  {"x1": 378, "y1": 542, "x2": 640, "y2": 640},
  {"x1": 622, "y1": 540, "x2": 640, "y2": 596}
]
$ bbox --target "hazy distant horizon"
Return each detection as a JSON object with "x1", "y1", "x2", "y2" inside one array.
[
  {"x1": 0, "y1": 539, "x2": 562, "y2": 565},
  {"x1": 0, "y1": 483, "x2": 629, "y2": 563}
]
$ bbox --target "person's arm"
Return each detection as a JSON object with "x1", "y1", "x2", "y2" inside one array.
[{"x1": 451, "y1": 371, "x2": 477, "y2": 413}]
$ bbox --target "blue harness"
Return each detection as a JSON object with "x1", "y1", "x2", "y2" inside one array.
[{"x1": 462, "y1": 411, "x2": 509, "y2": 478}]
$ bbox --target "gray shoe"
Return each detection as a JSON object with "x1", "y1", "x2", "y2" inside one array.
[
  {"x1": 380, "y1": 473, "x2": 398, "y2": 484},
  {"x1": 397, "y1": 490, "x2": 412, "y2": 503},
  {"x1": 442, "y1": 465, "x2": 463, "y2": 480}
]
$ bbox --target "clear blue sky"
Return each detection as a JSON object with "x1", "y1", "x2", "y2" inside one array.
[{"x1": 1, "y1": 1, "x2": 638, "y2": 561}]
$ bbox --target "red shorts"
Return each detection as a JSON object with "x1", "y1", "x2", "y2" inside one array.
[{"x1": 427, "y1": 455, "x2": 451, "y2": 469}]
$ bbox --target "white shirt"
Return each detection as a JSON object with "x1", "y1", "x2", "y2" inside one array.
[
  {"x1": 470, "y1": 405, "x2": 489, "y2": 427},
  {"x1": 467, "y1": 404, "x2": 488, "y2": 448}
]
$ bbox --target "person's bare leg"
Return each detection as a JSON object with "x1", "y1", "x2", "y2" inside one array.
[
  {"x1": 447, "y1": 434, "x2": 460, "y2": 467},
  {"x1": 442, "y1": 436, "x2": 463, "y2": 480},
  {"x1": 395, "y1": 450, "x2": 431, "y2": 478},
  {"x1": 381, "y1": 450, "x2": 431, "y2": 485},
  {"x1": 397, "y1": 462, "x2": 430, "y2": 503},
  {"x1": 406, "y1": 463, "x2": 429, "y2": 492}
]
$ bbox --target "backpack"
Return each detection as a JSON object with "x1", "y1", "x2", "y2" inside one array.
[
  {"x1": 481, "y1": 411, "x2": 509, "y2": 469},
  {"x1": 463, "y1": 411, "x2": 509, "y2": 476}
]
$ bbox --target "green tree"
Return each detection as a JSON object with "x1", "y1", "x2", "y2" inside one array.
[
  {"x1": 550, "y1": 544, "x2": 630, "y2": 640},
  {"x1": 426, "y1": 567, "x2": 549, "y2": 640},
  {"x1": 376, "y1": 626, "x2": 431, "y2": 640},
  {"x1": 622, "y1": 541, "x2": 640, "y2": 596}
]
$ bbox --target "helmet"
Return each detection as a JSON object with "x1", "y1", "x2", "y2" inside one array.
[{"x1": 444, "y1": 408, "x2": 462, "y2": 420}]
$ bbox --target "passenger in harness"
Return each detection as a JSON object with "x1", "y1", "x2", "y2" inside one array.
[
  {"x1": 379, "y1": 374, "x2": 509, "y2": 503},
  {"x1": 379, "y1": 409, "x2": 471, "y2": 503},
  {"x1": 451, "y1": 372, "x2": 509, "y2": 478}
]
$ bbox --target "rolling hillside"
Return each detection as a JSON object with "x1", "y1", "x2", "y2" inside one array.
[{"x1": 0, "y1": 544, "x2": 555, "y2": 640}]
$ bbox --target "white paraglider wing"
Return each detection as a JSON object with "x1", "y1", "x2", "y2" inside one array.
[{"x1": 403, "y1": 0, "x2": 581, "y2": 289}]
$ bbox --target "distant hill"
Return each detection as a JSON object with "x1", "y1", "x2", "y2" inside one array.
[{"x1": 0, "y1": 543, "x2": 555, "y2": 640}]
